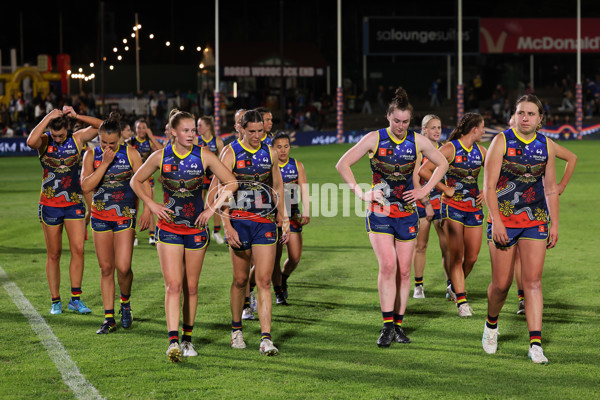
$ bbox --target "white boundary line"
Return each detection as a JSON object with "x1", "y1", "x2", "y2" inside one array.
[{"x1": 0, "y1": 265, "x2": 103, "y2": 400}]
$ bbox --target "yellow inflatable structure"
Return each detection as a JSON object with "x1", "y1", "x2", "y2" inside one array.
[{"x1": 0, "y1": 67, "x2": 63, "y2": 106}]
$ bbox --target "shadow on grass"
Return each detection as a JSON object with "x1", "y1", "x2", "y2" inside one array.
[
  {"x1": 544, "y1": 302, "x2": 589, "y2": 311},
  {"x1": 0, "y1": 246, "x2": 46, "y2": 255},
  {"x1": 304, "y1": 244, "x2": 374, "y2": 252},
  {"x1": 274, "y1": 314, "x2": 323, "y2": 324},
  {"x1": 292, "y1": 281, "x2": 378, "y2": 294}
]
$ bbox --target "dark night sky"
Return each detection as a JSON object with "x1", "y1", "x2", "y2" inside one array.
[{"x1": 3, "y1": 0, "x2": 600, "y2": 71}]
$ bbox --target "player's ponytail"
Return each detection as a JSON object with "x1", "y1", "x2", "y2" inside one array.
[
  {"x1": 387, "y1": 86, "x2": 413, "y2": 119},
  {"x1": 448, "y1": 112, "x2": 483, "y2": 142},
  {"x1": 99, "y1": 112, "x2": 122, "y2": 136},
  {"x1": 48, "y1": 115, "x2": 70, "y2": 132},
  {"x1": 199, "y1": 115, "x2": 215, "y2": 137},
  {"x1": 168, "y1": 109, "x2": 195, "y2": 132}
]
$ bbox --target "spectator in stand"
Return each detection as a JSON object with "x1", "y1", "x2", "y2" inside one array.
[
  {"x1": 586, "y1": 77, "x2": 599, "y2": 104},
  {"x1": 16, "y1": 94, "x2": 25, "y2": 122},
  {"x1": 296, "y1": 90, "x2": 306, "y2": 110},
  {"x1": 466, "y1": 85, "x2": 479, "y2": 113},
  {"x1": 483, "y1": 110, "x2": 494, "y2": 127},
  {"x1": 551, "y1": 114, "x2": 561, "y2": 126},
  {"x1": 156, "y1": 91, "x2": 168, "y2": 131},
  {"x1": 377, "y1": 85, "x2": 387, "y2": 112},
  {"x1": 502, "y1": 99, "x2": 512, "y2": 125},
  {"x1": 524, "y1": 82, "x2": 535, "y2": 95},
  {"x1": 0, "y1": 123, "x2": 15, "y2": 137},
  {"x1": 0, "y1": 104, "x2": 10, "y2": 127},
  {"x1": 558, "y1": 90, "x2": 574, "y2": 111},
  {"x1": 585, "y1": 98, "x2": 596, "y2": 118},
  {"x1": 491, "y1": 92, "x2": 503, "y2": 124},
  {"x1": 285, "y1": 106, "x2": 296, "y2": 131},
  {"x1": 305, "y1": 104, "x2": 319, "y2": 131},
  {"x1": 559, "y1": 78, "x2": 572, "y2": 95},
  {"x1": 34, "y1": 102, "x2": 45, "y2": 123},
  {"x1": 472, "y1": 74, "x2": 483, "y2": 101},
  {"x1": 149, "y1": 93, "x2": 158, "y2": 121},
  {"x1": 87, "y1": 93, "x2": 96, "y2": 117},
  {"x1": 202, "y1": 89, "x2": 212, "y2": 116},
  {"x1": 361, "y1": 87, "x2": 373, "y2": 114},
  {"x1": 543, "y1": 101, "x2": 552, "y2": 121},
  {"x1": 429, "y1": 79, "x2": 441, "y2": 108},
  {"x1": 45, "y1": 95, "x2": 54, "y2": 115},
  {"x1": 9, "y1": 95, "x2": 17, "y2": 122},
  {"x1": 295, "y1": 107, "x2": 307, "y2": 131}
]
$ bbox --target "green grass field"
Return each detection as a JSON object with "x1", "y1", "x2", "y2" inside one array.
[{"x1": 0, "y1": 140, "x2": 598, "y2": 399}]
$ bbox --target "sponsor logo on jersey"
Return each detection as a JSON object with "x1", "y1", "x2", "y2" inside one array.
[
  {"x1": 379, "y1": 148, "x2": 393, "y2": 156},
  {"x1": 163, "y1": 164, "x2": 179, "y2": 172},
  {"x1": 507, "y1": 148, "x2": 523, "y2": 156},
  {"x1": 237, "y1": 160, "x2": 252, "y2": 169}
]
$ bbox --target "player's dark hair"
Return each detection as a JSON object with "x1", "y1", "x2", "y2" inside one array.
[
  {"x1": 254, "y1": 107, "x2": 271, "y2": 116},
  {"x1": 448, "y1": 112, "x2": 483, "y2": 142},
  {"x1": 241, "y1": 109, "x2": 263, "y2": 128},
  {"x1": 387, "y1": 87, "x2": 413, "y2": 118},
  {"x1": 48, "y1": 115, "x2": 70, "y2": 131},
  {"x1": 134, "y1": 118, "x2": 147, "y2": 129},
  {"x1": 99, "y1": 112, "x2": 122, "y2": 137},
  {"x1": 272, "y1": 131, "x2": 290, "y2": 146}
]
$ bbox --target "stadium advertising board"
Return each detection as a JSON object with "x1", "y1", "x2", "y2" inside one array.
[
  {"x1": 364, "y1": 17, "x2": 479, "y2": 55},
  {"x1": 223, "y1": 66, "x2": 325, "y2": 77},
  {"x1": 0, "y1": 138, "x2": 37, "y2": 156},
  {"x1": 480, "y1": 18, "x2": 600, "y2": 53}
]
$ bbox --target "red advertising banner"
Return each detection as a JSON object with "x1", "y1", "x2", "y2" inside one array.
[{"x1": 480, "y1": 18, "x2": 600, "y2": 53}]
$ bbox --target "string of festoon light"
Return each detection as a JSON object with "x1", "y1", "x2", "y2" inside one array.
[
  {"x1": 67, "y1": 18, "x2": 210, "y2": 84},
  {"x1": 108, "y1": 23, "x2": 210, "y2": 68}
]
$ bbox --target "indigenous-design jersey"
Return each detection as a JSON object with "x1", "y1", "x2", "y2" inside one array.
[
  {"x1": 370, "y1": 128, "x2": 418, "y2": 217},
  {"x1": 494, "y1": 128, "x2": 549, "y2": 228},
  {"x1": 158, "y1": 143, "x2": 206, "y2": 234},
  {"x1": 199, "y1": 135, "x2": 218, "y2": 154},
  {"x1": 38, "y1": 131, "x2": 83, "y2": 207},
  {"x1": 199, "y1": 135, "x2": 218, "y2": 177},
  {"x1": 442, "y1": 139, "x2": 485, "y2": 212},
  {"x1": 261, "y1": 133, "x2": 272, "y2": 146},
  {"x1": 416, "y1": 141, "x2": 442, "y2": 209},
  {"x1": 230, "y1": 140, "x2": 275, "y2": 222},
  {"x1": 280, "y1": 157, "x2": 301, "y2": 222},
  {"x1": 126, "y1": 136, "x2": 153, "y2": 162},
  {"x1": 91, "y1": 144, "x2": 136, "y2": 221}
]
